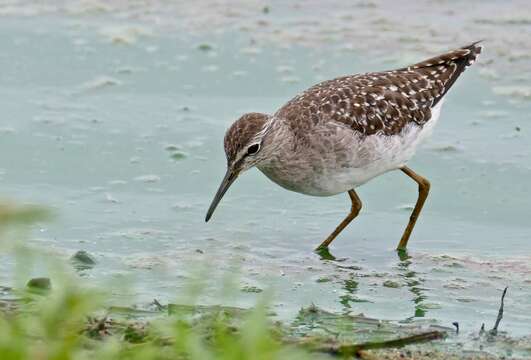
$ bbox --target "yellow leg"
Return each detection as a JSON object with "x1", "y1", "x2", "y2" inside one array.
[
  {"x1": 397, "y1": 166, "x2": 430, "y2": 250},
  {"x1": 316, "y1": 190, "x2": 362, "y2": 250}
]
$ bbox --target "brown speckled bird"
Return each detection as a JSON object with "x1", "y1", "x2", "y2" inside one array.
[{"x1": 206, "y1": 42, "x2": 482, "y2": 251}]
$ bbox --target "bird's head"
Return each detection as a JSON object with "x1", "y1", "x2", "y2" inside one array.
[{"x1": 205, "y1": 112, "x2": 271, "y2": 222}]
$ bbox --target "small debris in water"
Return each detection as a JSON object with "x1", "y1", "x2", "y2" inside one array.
[
  {"x1": 71, "y1": 250, "x2": 97, "y2": 270},
  {"x1": 383, "y1": 280, "x2": 402, "y2": 288},
  {"x1": 429, "y1": 144, "x2": 461, "y2": 153},
  {"x1": 489, "y1": 287, "x2": 508, "y2": 336},
  {"x1": 197, "y1": 43, "x2": 214, "y2": 52},
  {"x1": 170, "y1": 151, "x2": 187, "y2": 161},
  {"x1": 84, "y1": 316, "x2": 112, "y2": 339},
  {"x1": 123, "y1": 323, "x2": 148, "y2": 343},
  {"x1": 115, "y1": 66, "x2": 136, "y2": 74},
  {"x1": 241, "y1": 285, "x2": 263, "y2": 293},
  {"x1": 456, "y1": 297, "x2": 476, "y2": 303},
  {"x1": 164, "y1": 144, "x2": 182, "y2": 152},
  {"x1": 152, "y1": 299, "x2": 164, "y2": 311},
  {"x1": 26, "y1": 277, "x2": 51, "y2": 292}
]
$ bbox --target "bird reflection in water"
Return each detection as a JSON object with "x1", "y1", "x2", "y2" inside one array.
[
  {"x1": 317, "y1": 247, "x2": 428, "y2": 317},
  {"x1": 397, "y1": 250, "x2": 428, "y2": 320}
]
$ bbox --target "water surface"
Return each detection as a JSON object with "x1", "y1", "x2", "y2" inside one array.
[{"x1": 0, "y1": 1, "x2": 530, "y2": 340}]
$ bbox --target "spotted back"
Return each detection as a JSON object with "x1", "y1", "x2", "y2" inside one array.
[{"x1": 275, "y1": 42, "x2": 482, "y2": 136}]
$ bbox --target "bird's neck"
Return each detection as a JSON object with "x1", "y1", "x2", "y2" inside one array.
[{"x1": 258, "y1": 117, "x2": 294, "y2": 167}]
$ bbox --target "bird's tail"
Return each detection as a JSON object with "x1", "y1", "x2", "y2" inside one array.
[
  {"x1": 403, "y1": 41, "x2": 483, "y2": 106},
  {"x1": 409, "y1": 41, "x2": 483, "y2": 71}
]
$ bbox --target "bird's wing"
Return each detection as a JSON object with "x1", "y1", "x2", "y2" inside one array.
[{"x1": 275, "y1": 42, "x2": 482, "y2": 137}]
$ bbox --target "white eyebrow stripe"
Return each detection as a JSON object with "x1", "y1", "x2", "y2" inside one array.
[{"x1": 253, "y1": 115, "x2": 274, "y2": 142}]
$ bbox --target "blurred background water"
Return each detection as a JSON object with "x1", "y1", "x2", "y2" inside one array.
[{"x1": 0, "y1": 1, "x2": 530, "y2": 336}]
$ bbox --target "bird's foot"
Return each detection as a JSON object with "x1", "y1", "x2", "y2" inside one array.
[
  {"x1": 396, "y1": 247, "x2": 410, "y2": 262},
  {"x1": 315, "y1": 246, "x2": 336, "y2": 261}
]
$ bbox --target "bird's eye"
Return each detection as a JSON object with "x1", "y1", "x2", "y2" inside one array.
[{"x1": 247, "y1": 143, "x2": 260, "y2": 155}]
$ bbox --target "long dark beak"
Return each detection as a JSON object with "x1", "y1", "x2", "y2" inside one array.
[{"x1": 205, "y1": 168, "x2": 239, "y2": 222}]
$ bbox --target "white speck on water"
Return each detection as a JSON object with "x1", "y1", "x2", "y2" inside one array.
[
  {"x1": 105, "y1": 193, "x2": 120, "y2": 203},
  {"x1": 146, "y1": 187, "x2": 164, "y2": 193},
  {"x1": 82, "y1": 76, "x2": 121, "y2": 91},
  {"x1": 478, "y1": 67, "x2": 499, "y2": 80},
  {"x1": 145, "y1": 45, "x2": 158, "y2": 53},
  {"x1": 202, "y1": 64, "x2": 219, "y2": 72},
  {"x1": 172, "y1": 202, "x2": 193, "y2": 211},
  {"x1": 134, "y1": 174, "x2": 160, "y2": 183},
  {"x1": 0, "y1": 127, "x2": 16, "y2": 134},
  {"x1": 280, "y1": 76, "x2": 300, "y2": 84},
  {"x1": 396, "y1": 204, "x2": 414, "y2": 211},
  {"x1": 109, "y1": 180, "x2": 127, "y2": 186},
  {"x1": 99, "y1": 25, "x2": 154, "y2": 45},
  {"x1": 231, "y1": 70, "x2": 247, "y2": 77},
  {"x1": 493, "y1": 85, "x2": 531, "y2": 100},
  {"x1": 240, "y1": 46, "x2": 262, "y2": 55},
  {"x1": 88, "y1": 186, "x2": 105, "y2": 192},
  {"x1": 72, "y1": 38, "x2": 87, "y2": 46},
  {"x1": 479, "y1": 110, "x2": 509, "y2": 119}
]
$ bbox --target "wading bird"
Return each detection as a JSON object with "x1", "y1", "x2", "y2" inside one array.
[{"x1": 206, "y1": 42, "x2": 482, "y2": 251}]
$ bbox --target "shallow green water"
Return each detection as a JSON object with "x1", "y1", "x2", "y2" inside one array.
[{"x1": 0, "y1": 2, "x2": 530, "y2": 342}]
